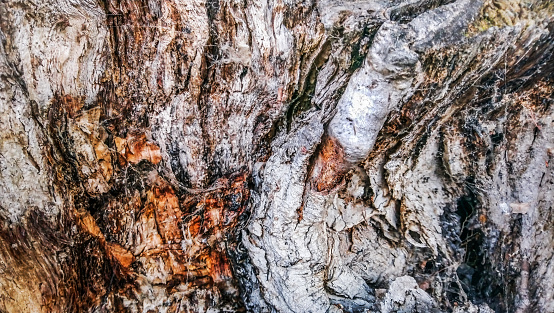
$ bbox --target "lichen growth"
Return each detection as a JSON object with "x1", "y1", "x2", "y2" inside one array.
[{"x1": 467, "y1": 0, "x2": 554, "y2": 35}]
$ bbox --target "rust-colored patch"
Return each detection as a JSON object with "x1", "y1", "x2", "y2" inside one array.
[
  {"x1": 311, "y1": 136, "x2": 349, "y2": 193},
  {"x1": 82, "y1": 170, "x2": 251, "y2": 309},
  {"x1": 76, "y1": 209, "x2": 136, "y2": 270},
  {"x1": 76, "y1": 209, "x2": 103, "y2": 238},
  {"x1": 106, "y1": 242, "x2": 135, "y2": 268},
  {"x1": 206, "y1": 250, "x2": 234, "y2": 283},
  {"x1": 479, "y1": 214, "x2": 488, "y2": 224},
  {"x1": 180, "y1": 172, "x2": 250, "y2": 286},
  {"x1": 146, "y1": 185, "x2": 183, "y2": 243},
  {"x1": 115, "y1": 132, "x2": 162, "y2": 165}
]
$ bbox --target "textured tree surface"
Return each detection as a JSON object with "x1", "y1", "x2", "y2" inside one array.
[{"x1": 1, "y1": 0, "x2": 553, "y2": 312}]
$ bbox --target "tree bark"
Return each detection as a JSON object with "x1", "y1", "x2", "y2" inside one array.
[{"x1": 0, "y1": 0, "x2": 553, "y2": 312}]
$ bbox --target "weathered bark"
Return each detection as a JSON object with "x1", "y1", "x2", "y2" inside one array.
[{"x1": 0, "y1": 0, "x2": 553, "y2": 312}]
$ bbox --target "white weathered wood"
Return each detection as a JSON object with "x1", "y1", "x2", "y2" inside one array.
[{"x1": 1, "y1": 0, "x2": 553, "y2": 312}]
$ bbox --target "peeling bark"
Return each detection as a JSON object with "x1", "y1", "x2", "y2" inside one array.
[{"x1": 1, "y1": 0, "x2": 553, "y2": 312}]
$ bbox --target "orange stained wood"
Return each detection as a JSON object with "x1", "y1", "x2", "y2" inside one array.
[
  {"x1": 114, "y1": 132, "x2": 162, "y2": 165},
  {"x1": 147, "y1": 185, "x2": 183, "y2": 243},
  {"x1": 106, "y1": 242, "x2": 135, "y2": 268},
  {"x1": 312, "y1": 136, "x2": 349, "y2": 192},
  {"x1": 177, "y1": 172, "x2": 250, "y2": 284},
  {"x1": 479, "y1": 214, "x2": 487, "y2": 224},
  {"x1": 75, "y1": 170, "x2": 251, "y2": 298},
  {"x1": 205, "y1": 250, "x2": 233, "y2": 283},
  {"x1": 77, "y1": 209, "x2": 103, "y2": 238},
  {"x1": 76, "y1": 209, "x2": 136, "y2": 269}
]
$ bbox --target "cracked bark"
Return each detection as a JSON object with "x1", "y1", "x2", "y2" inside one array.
[{"x1": 0, "y1": 0, "x2": 553, "y2": 312}]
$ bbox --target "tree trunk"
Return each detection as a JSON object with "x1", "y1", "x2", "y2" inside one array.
[{"x1": 1, "y1": 0, "x2": 553, "y2": 312}]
